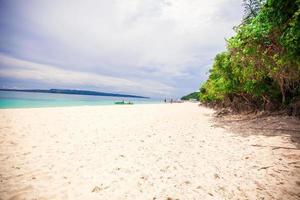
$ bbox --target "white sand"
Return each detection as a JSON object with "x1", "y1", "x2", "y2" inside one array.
[{"x1": 0, "y1": 103, "x2": 299, "y2": 200}]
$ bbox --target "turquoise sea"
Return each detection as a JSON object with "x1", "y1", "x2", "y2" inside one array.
[{"x1": 0, "y1": 91, "x2": 160, "y2": 109}]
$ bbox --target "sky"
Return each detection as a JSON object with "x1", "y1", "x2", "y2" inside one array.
[{"x1": 0, "y1": 0, "x2": 243, "y2": 98}]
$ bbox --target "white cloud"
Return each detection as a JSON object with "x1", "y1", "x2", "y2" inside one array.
[
  {"x1": 0, "y1": 54, "x2": 174, "y2": 96},
  {"x1": 18, "y1": 0, "x2": 242, "y2": 71}
]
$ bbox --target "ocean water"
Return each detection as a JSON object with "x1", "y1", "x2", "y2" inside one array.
[{"x1": 0, "y1": 91, "x2": 161, "y2": 109}]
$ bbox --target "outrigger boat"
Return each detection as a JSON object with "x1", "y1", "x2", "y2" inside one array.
[{"x1": 114, "y1": 101, "x2": 133, "y2": 105}]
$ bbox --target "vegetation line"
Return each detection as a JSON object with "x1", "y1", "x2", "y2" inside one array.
[{"x1": 186, "y1": 0, "x2": 300, "y2": 116}]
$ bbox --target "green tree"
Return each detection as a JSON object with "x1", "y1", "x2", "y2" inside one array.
[{"x1": 200, "y1": 0, "x2": 300, "y2": 109}]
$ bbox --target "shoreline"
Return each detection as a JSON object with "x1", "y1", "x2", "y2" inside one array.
[
  {"x1": 0, "y1": 103, "x2": 299, "y2": 199},
  {"x1": 0, "y1": 101, "x2": 164, "y2": 110}
]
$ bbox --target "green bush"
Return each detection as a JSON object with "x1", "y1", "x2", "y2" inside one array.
[{"x1": 199, "y1": 0, "x2": 300, "y2": 108}]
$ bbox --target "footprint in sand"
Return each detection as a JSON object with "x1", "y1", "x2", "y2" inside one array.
[
  {"x1": 91, "y1": 186, "x2": 102, "y2": 193},
  {"x1": 91, "y1": 185, "x2": 109, "y2": 193},
  {"x1": 214, "y1": 173, "x2": 220, "y2": 179}
]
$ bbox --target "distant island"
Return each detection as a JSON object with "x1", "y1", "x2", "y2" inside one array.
[
  {"x1": 181, "y1": 92, "x2": 199, "y2": 101},
  {"x1": 0, "y1": 88, "x2": 149, "y2": 99}
]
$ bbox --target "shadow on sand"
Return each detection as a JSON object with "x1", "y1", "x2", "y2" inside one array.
[{"x1": 211, "y1": 112, "x2": 300, "y2": 149}]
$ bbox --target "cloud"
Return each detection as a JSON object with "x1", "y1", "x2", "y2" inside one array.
[
  {"x1": 0, "y1": 54, "x2": 174, "y2": 96},
  {"x1": 0, "y1": 0, "x2": 243, "y2": 97}
]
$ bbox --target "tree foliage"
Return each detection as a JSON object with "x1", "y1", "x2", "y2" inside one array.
[
  {"x1": 200, "y1": 0, "x2": 300, "y2": 110},
  {"x1": 181, "y1": 92, "x2": 200, "y2": 100}
]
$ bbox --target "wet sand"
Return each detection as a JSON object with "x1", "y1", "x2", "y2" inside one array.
[{"x1": 0, "y1": 103, "x2": 299, "y2": 199}]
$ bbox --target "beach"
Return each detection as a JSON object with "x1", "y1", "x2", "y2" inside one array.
[{"x1": 0, "y1": 103, "x2": 299, "y2": 200}]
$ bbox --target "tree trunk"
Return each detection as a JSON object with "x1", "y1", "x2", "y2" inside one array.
[{"x1": 279, "y1": 77, "x2": 285, "y2": 105}]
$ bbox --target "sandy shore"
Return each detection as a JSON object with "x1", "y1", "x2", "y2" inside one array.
[{"x1": 0, "y1": 103, "x2": 299, "y2": 200}]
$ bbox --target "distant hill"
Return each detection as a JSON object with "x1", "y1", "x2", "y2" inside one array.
[
  {"x1": 0, "y1": 88, "x2": 149, "y2": 99},
  {"x1": 181, "y1": 92, "x2": 199, "y2": 101}
]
